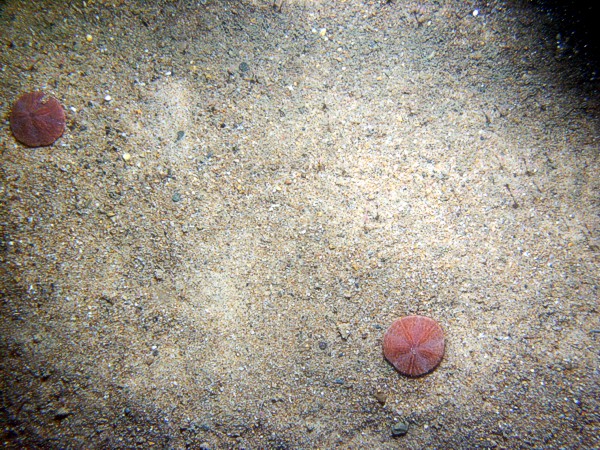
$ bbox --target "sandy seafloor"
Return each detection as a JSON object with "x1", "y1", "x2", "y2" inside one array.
[{"x1": 0, "y1": 0, "x2": 599, "y2": 448}]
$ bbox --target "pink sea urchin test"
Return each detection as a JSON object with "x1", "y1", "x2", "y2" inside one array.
[
  {"x1": 383, "y1": 315, "x2": 445, "y2": 377},
  {"x1": 10, "y1": 91, "x2": 66, "y2": 147}
]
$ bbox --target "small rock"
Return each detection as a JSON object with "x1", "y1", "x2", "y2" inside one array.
[
  {"x1": 337, "y1": 322, "x2": 350, "y2": 341},
  {"x1": 54, "y1": 407, "x2": 71, "y2": 420},
  {"x1": 36, "y1": 368, "x2": 51, "y2": 380},
  {"x1": 391, "y1": 421, "x2": 409, "y2": 437},
  {"x1": 374, "y1": 391, "x2": 387, "y2": 405}
]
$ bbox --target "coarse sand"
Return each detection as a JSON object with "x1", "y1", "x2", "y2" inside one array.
[{"x1": 1, "y1": 1, "x2": 598, "y2": 448}]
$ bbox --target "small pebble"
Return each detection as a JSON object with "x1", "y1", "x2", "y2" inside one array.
[
  {"x1": 122, "y1": 153, "x2": 131, "y2": 162},
  {"x1": 54, "y1": 407, "x2": 71, "y2": 420},
  {"x1": 104, "y1": 95, "x2": 112, "y2": 102},
  {"x1": 391, "y1": 422, "x2": 409, "y2": 437},
  {"x1": 374, "y1": 391, "x2": 387, "y2": 405},
  {"x1": 337, "y1": 322, "x2": 350, "y2": 341},
  {"x1": 86, "y1": 34, "x2": 93, "y2": 42}
]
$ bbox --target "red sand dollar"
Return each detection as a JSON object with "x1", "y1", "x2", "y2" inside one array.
[
  {"x1": 383, "y1": 315, "x2": 445, "y2": 377},
  {"x1": 10, "y1": 91, "x2": 66, "y2": 147}
]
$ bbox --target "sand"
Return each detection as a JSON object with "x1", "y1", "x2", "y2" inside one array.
[{"x1": 1, "y1": 0, "x2": 598, "y2": 448}]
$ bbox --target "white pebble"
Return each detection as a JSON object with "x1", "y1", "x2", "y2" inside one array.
[{"x1": 104, "y1": 94, "x2": 112, "y2": 102}]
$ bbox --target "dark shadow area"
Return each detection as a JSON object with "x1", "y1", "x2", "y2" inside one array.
[{"x1": 536, "y1": 0, "x2": 599, "y2": 79}]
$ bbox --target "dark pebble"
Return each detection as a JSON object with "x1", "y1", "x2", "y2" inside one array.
[
  {"x1": 391, "y1": 422, "x2": 409, "y2": 437},
  {"x1": 318, "y1": 341, "x2": 327, "y2": 350},
  {"x1": 37, "y1": 368, "x2": 51, "y2": 380},
  {"x1": 54, "y1": 407, "x2": 71, "y2": 420}
]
